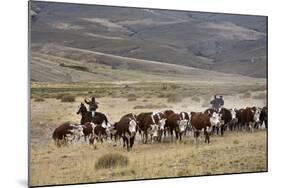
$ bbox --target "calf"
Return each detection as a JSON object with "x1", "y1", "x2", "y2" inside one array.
[{"x1": 52, "y1": 122, "x2": 84, "y2": 147}]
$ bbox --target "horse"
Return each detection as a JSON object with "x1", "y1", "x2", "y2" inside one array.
[{"x1": 76, "y1": 103, "x2": 109, "y2": 125}]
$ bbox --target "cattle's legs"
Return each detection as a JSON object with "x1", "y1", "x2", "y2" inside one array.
[
  {"x1": 125, "y1": 137, "x2": 129, "y2": 151},
  {"x1": 193, "y1": 130, "x2": 200, "y2": 146},
  {"x1": 122, "y1": 137, "x2": 126, "y2": 148},
  {"x1": 129, "y1": 136, "x2": 135, "y2": 149},
  {"x1": 204, "y1": 130, "x2": 210, "y2": 144}
]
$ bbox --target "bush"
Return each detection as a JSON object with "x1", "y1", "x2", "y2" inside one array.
[
  {"x1": 191, "y1": 96, "x2": 201, "y2": 102},
  {"x1": 233, "y1": 140, "x2": 239, "y2": 145},
  {"x1": 167, "y1": 95, "x2": 183, "y2": 103},
  {"x1": 95, "y1": 153, "x2": 129, "y2": 170},
  {"x1": 127, "y1": 93, "x2": 136, "y2": 98},
  {"x1": 133, "y1": 104, "x2": 168, "y2": 109},
  {"x1": 34, "y1": 98, "x2": 45, "y2": 102},
  {"x1": 55, "y1": 93, "x2": 65, "y2": 100},
  {"x1": 240, "y1": 92, "x2": 251, "y2": 99},
  {"x1": 253, "y1": 92, "x2": 266, "y2": 99},
  {"x1": 127, "y1": 97, "x2": 137, "y2": 101},
  {"x1": 61, "y1": 95, "x2": 75, "y2": 102}
]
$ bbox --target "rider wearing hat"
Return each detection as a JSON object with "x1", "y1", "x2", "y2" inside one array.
[
  {"x1": 84, "y1": 96, "x2": 99, "y2": 117},
  {"x1": 210, "y1": 95, "x2": 224, "y2": 110}
]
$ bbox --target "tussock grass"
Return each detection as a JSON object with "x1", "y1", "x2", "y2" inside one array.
[
  {"x1": 240, "y1": 92, "x2": 252, "y2": 99},
  {"x1": 127, "y1": 97, "x2": 137, "y2": 101},
  {"x1": 134, "y1": 104, "x2": 168, "y2": 109},
  {"x1": 61, "y1": 95, "x2": 76, "y2": 102},
  {"x1": 95, "y1": 153, "x2": 129, "y2": 170},
  {"x1": 191, "y1": 96, "x2": 201, "y2": 102},
  {"x1": 34, "y1": 98, "x2": 45, "y2": 102},
  {"x1": 253, "y1": 92, "x2": 266, "y2": 99},
  {"x1": 167, "y1": 94, "x2": 183, "y2": 103}
]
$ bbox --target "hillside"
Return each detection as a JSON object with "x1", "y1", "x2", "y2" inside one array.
[{"x1": 30, "y1": 1, "x2": 267, "y2": 81}]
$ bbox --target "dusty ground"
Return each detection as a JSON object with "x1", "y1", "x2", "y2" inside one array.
[{"x1": 30, "y1": 81, "x2": 267, "y2": 186}]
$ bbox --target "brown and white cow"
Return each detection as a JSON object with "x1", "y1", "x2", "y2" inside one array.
[
  {"x1": 241, "y1": 107, "x2": 261, "y2": 132},
  {"x1": 190, "y1": 111, "x2": 221, "y2": 144},
  {"x1": 166, "y1": 112, "x2": 189, "y2": 142},
  {"x1": 82, "y1": 121, "x2": 111, "y2": 145},
  {"x1": 52, "y1": 122, "x2": 84, "y2": 147},
  {"x1": 136, "y1": 111, "x2": 167, "y2": 143},
  {"x1": 217, "y1": 108, "x2": 237, "y2": 135},
  {"x1": 157, "y1": 110, "x2": 174, "y2": 142},
  {"x1": 115, "y1": 113, "x2": 138, "y2": 150}
]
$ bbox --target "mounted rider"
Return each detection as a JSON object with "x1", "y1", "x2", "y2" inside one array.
[
  {"x1": 210, "y1": 95, "x2": 224, "y2": 111},
  {"x1": 84, "y1": 96, "x2": 99, "y2": 117}
]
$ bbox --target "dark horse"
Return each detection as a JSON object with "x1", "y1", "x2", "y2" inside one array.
[{"x1": 76, "y1": 103, "x2": 109, "y2": 125}]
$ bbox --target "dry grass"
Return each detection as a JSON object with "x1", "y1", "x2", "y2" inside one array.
[
  {"x1": 30, "y1": 81, "x2": 267, "y2": 187},
  {"x1": 30, "y1": 131, "x2": 267, "y2": 186}
]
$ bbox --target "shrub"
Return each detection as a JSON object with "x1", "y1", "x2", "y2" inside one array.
[
  {"x1": 233, "y1": 140, "x2": 239, "y2": 145},
  {"x1": 133, "y1": 104, "x2": 168, "y2": 109},
  {"x1": 34, "y1": 98, "x2": 45, "y2": 102},
  {"x1": 240, "y1": 92, "x2": 251, "y2": 99},
  {"x1": 95, "y1": 153, "x2": 129, "y2": 170},
  {"x1": 253, "y1": 92, "x2": 266, "y2": 99},
  {"x1": 191, "y1": 96, "x2": 201, "y2": 102},
  {"x1": 127, "y1": 93, "x2": 136, "y2": 98},
  {"x1": 61, "y1": 95, "x2": 75, "y2": 102},
  {"x1": 167, "y1": 95, "x2": 183, "y2": 103},
  {"x1": 127, "y1": 97, "x2": 137, "y2": 101},
  {"x1": 55, "y1": 93, "x2": 65, "y2": 100}
]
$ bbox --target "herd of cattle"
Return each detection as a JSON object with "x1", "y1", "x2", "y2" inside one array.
[{"x1": 52, "y1": 103, "x2": 268, "y2": 150}]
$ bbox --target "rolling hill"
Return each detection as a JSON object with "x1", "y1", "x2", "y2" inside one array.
[{"x1": 30, "y1": 1, "x2": 267, "y2": 82}]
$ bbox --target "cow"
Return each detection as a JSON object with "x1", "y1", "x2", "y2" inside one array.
[
  {"x1": 136, "y1": 112, "x2": 152, "y2": 143},
  {"x1": 52, "y1": 122, "x2": 84, "y2": 147},
  {"x1": 235, "y1": 108, "x2": 244, "y2": 131},
  {"x1": 115, "y1": 113, "x2": 138, "y2": 150},
  {"x1": 147, "y1": 112, "x2": 167, "y2": 143},
  {"x1": 136, "y1": 112, "x2": 166, "y2": 143},
  {"x1": 241, "y1": 107, "x2": 261, "y2": 132},
  {"x1": 259, "y1": 106, "x2": 268, "y2": 129},
  {"x1": 157, "y1": 110, "x2": 175, "y2": 142},
  {"x1": 166, "y1": 112, "x2": 189, "y2": 142},
  {"x1": 204, "y1": 108, "x2": 220, "y2": 135},
  {"x1": 190, "y1": 111, "x2": 221, "y2": 144},
  {"x1": 82, "y1": 121, "x2": 111, "y2": 145},
  {"x1": 217, "y1": 107, "x2": 237, "y2": 135},
  {"x1": 227, "y1": 108, "x2": 238, "y2": 131}
]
